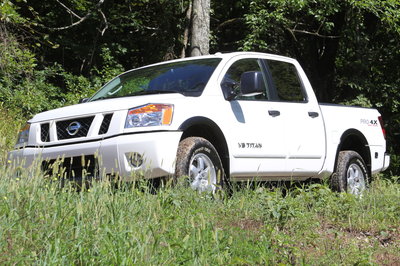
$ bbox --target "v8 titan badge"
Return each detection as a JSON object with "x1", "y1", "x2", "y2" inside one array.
[{"x1": 238, "y1": 142, "x2": 262, "y2": 148}]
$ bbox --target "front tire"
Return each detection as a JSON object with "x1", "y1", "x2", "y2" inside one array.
[
  {"x1": 175, "y1": 137, "x2": 224, "y2": 193},
  {"x1": 331, "y1": 150, "x2": 369, "y2": 196}
]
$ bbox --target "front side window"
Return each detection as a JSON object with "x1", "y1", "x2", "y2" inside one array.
[
  {"x1": 90, "y1": 58, "x2": 221, "y2": 101},
  {"x1": 221, "y1": 58, "x2": 269, "y2": 100},
  {"x1": 267, "y1": 60, "x2": 306, "y2": 102}
]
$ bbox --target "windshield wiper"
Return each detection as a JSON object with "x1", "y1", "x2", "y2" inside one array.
[
  {"x1": 132, "y1": 90, "x2": 182, "y2": 96},
  {"x1": 89, "y1": 90, "x2": 183, "y2": 102},
  {"x1": 90, "y1": 96, "x2": 107, "y2": 102},
  {"x1": 90, "y1": 95, "x2": 125, "y2": 102}
]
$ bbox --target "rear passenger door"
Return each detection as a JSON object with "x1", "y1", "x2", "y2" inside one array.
[{"x1": 265, "y1": 59, "x2": 326, "y2": 176}]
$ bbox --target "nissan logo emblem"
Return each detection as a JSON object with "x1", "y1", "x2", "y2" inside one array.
[{"x1": 66, "y1": 121, "x2": 81, "y2": 136}]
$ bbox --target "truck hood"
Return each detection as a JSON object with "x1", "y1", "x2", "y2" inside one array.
[{"x1": 30, "y1": 93, "x2": 186, "y2": 123}]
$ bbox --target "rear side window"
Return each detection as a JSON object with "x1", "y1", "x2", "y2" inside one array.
[{"x1": 267, "y1": 60, "x2": 306, "y2": 102}]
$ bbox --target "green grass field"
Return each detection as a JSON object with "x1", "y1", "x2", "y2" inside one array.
[
  {"x1": 1, "y1": 110, "x2": 399, "y2": 265},
  {"x1": 0, "y1": 162, "x2": 399, "y2": 264}
]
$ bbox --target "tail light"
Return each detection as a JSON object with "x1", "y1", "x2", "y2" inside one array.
[{"x1": 378, "y1": 116, "x2": 386, "y2": 139}]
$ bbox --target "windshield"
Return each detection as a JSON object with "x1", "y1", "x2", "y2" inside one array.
[{"x1": 89, "y1": 58, "x2": 221, "y2": 101}]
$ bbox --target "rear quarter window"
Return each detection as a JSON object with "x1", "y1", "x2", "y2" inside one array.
[{"x1": 267, "y1": 60, "x2": 306, "y2": 102}]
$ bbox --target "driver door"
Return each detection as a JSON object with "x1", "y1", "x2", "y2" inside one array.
[{"x1": 221, "y1": 58, "x2": 287, "y2": 178}]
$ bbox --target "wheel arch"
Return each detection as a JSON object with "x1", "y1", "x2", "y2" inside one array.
[
  {"x1": 178, "y1": 116, "x2": 230, "y2": 175},
  {"x1": 335, "y1": 129, "x2": 371, "y2": 176}
]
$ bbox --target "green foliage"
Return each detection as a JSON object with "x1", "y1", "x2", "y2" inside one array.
[
  {"x1": 0, "y1": 38, "x2": 36, "y2": 82},
  {"x1": 91, "y1": 47, "x2": 125, "y2": 86},
  {"x1": 0, "y1": 105, "x2": 23, "y2": 158},
  {"x1": 13, "y1": 0, "x2": 191, "y2": 73},
  {"x1": 340, "y1": 94, "x2": 373, "y2": 108},
  {"x1": 351, "y1": 0, "x2": 400, "y2": 33},
  {"x1": 0, "y1": 62, "x2": 99, "y2": 117},
  {"x1": 242, "y1": 0, "x2": 345, "y2": 51},
  {"x1": 0, "y1": 33, "x2": 123, "y2": 117},
  {"x1": 0, "y1": 0, "x2": 27, "y2": 24}
]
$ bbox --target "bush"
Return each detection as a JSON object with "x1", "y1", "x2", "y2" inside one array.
[{"x1": 0, "y1": 105, "x2": 23, "y2": 157}]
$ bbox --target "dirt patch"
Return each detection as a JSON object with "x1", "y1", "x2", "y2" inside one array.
[
  {"x1": 296, "y1": 220, "x2": 400, "y2": 264},
  {"x1": 229, "y1": 218, "x2": 264, "y2": 231},
  {"x1": 215, "y1": 217, "x2": 264, "y2": 233},
  {"x1": 374, "y1": 252, "x2": 400, "y2": 266}
]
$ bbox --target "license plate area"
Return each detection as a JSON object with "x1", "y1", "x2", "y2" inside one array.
[{"x1": 42, "y1": 155, "x2": 98, "y2": 180}]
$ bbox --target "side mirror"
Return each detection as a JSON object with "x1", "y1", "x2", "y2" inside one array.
[
  {"x1": 79, "y1": 98, "x2": 89, "y2": 103},
  {"x1": 221, "y1": 80, "x2": 238, "y2": 101},
  {"x1": 240, "y1": 71, "x2": 265, "y2": 96}
]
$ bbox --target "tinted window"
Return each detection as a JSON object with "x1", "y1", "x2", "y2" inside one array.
[
  {"x1": 222, "y1": 58, "x2": 269, "y2": 100},
  {"x1": 90, "y1": 58, "x2": 221, "y2": 101},
  {"x1": 267, "y1": 60, "x2": 305, "y2": 102}
]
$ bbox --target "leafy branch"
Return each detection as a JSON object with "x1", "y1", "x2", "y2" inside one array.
[{"x1": 46, "y1": 0, "x2": 107, "y2": 35}]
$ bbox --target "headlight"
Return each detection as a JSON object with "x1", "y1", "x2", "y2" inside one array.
[
  {"x1": 125, "y1": 104, "x2": 174, "y2": 128},
  {"x1": 16, "y1": 123, "x2": 30, "y2": 146}
]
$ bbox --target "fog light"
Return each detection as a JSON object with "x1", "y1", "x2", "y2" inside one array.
[{"x1": 127, "y1": 152, "x2": 144, "y2": 168}]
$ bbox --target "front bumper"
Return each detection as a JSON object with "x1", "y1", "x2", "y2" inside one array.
[{"x1": 8, "y1": 131, "x2": 183, "y2": 180}]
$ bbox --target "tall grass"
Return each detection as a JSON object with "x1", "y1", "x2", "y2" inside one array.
[{"x1": 0, "y1": 160, "x2": 399, "y2": 265}]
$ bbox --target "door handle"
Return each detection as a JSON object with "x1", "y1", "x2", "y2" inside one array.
[
  {"x1": 308, "y1": 111, "x2": 319, "y2": 118},
  {"x1": 268, "y1": 110, "x2": 280, "y2": 117}
]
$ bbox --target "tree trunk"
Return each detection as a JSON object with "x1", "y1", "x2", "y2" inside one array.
[
  {"x1": 190, "y1": 0, "x2": 210, "y2": 56},
  {"x1": 181, "y1": 2, "x2": 192, "y2": 58}
]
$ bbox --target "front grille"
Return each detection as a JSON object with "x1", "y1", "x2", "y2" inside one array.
[
  {"x1": 41, "y1": 123, "x2": 50, "y2": 142},
  {"x1": 56, "y1": 116, "x2": 94, "y2": 140},
  {"x1": 42, "y1": 155, "x2": 98, "y2": 179},
  {"x1": 99, "y1": 113, "x2": 113, "y2": 135}
]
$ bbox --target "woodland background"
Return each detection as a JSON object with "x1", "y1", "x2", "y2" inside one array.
[{"x1": 0, "y1": 0, "x2": 399, "y2": 176}]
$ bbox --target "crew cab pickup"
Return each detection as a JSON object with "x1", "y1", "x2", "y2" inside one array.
[{"x1": 8, "y1": 52, "x2": 390, "y2": 195}]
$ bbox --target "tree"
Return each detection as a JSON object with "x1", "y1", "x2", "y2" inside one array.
[{"x1": 190, "y1": 0, "x2": 210, "y2": 56}]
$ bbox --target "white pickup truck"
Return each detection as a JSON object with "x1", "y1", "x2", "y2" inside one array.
[{"x1": 9, "y1": 52, "x2": 390, "y2": 195}]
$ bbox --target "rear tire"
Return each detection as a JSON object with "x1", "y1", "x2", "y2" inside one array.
[
  {"x1": 175, "y1": 137, "x2": 225, "y2": 193},
  {"x1": 331, "y1": 150, "x2": 369, "y2": 196}
]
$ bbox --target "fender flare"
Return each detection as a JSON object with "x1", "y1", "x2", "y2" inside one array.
[
  {"x1": 178, "y1": 116, "x2": 230, "y2": 172},
  {"x1": 334, "y1": 128, "x2": 371, "y2": 174}
]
